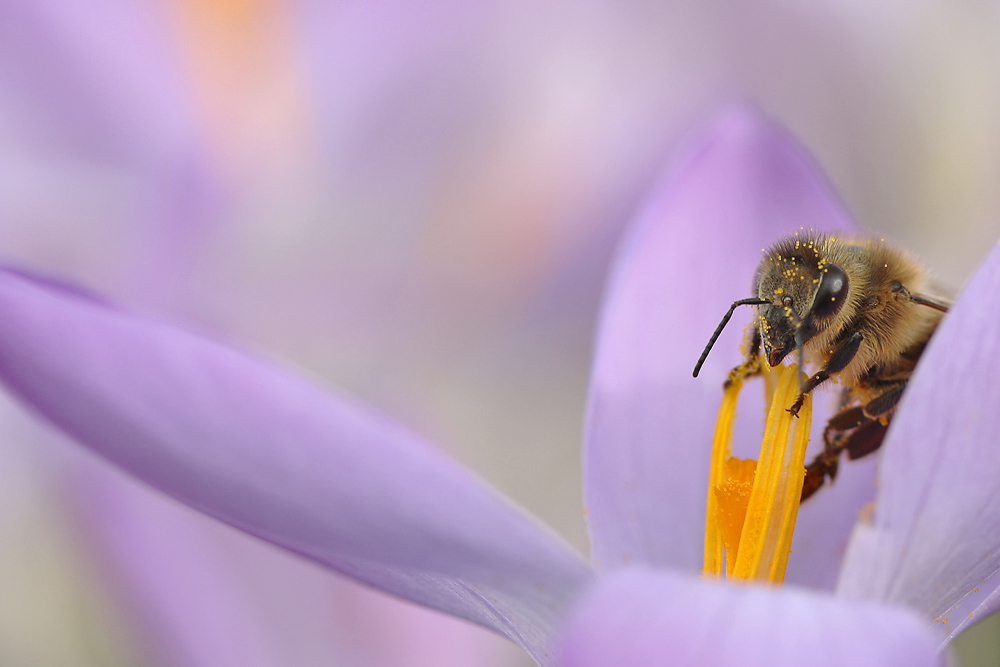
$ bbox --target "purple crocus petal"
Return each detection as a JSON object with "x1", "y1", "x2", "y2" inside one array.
[
  {"x1": 72, "y1": 459, "x2": 351, "y2": 667},
  {"x1": 935, "y1": 566, "x2": 1000, "y2": 644},
  {"x1": 0, "y1": 0, "x2": 222, "y2": 316},
  {"x1": 584, "y1": 107, "x2": 855, "y2": 575},
  {"x1": 838, "y1": 238, "x2": 1000, "y2": 630},
  {"x1": 75, "y1": 455, "x2": 509, "y2": 667},
  {"x1": 784, "y1": 456, "x2": 879, "y2": 590},
  {"x1": 556, "y1": 567, "x2": 943, "y2": 667},
  {"x1": 0, "y1": 270, "x2": 591, "y2": 666},
  {"x1": 0, "y1": 0, "x2": 196, "y2": 167}
]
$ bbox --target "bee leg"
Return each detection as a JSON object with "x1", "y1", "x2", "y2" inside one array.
[
  {"x1": 822, "y1": 404, "x2": 867, "y2": 477},
  {"x1": 823, "y1": 404, "x2": 867, "y2": 440},
  {"x1": 724, "y1": 327, "x2": 763, "y2": 388},
  {"x1": 801, "y1": 385, "x2": 904, "y2": 502},
  {"x1": 862, "y1": 381, "x2": 906, "y2": 419},
  {"x1": 801, "y1": 405, "x2": 867, "y2": 501},
  {"x1": 843, "y1": 419, "x2": 888, "y2": 460},
  {"x1": 803, "y1": 418, "x2": 890, "y2": 501},
  {"x1": 788, "y1": 331, "x2": 864, "y2": 416},
  {"x1": 802, "y1": 456, "x2": 835, "y2": 501}
]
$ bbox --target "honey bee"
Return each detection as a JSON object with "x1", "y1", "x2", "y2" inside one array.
[{"x1": 693, "y1": 232, "x2": 949, "y2": 501}]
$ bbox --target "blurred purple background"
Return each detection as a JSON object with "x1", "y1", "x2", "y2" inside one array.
[{"x1": 0, "y1": 1, "x2": 998, "y2": 665}]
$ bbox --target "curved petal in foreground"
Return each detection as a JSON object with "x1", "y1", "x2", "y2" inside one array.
[
  {"x1": 0, "y1": 270, "x2": 590, "y2": 666},
  {"x1": 557, "y1": 568, "x2": 943, "y2": 667},
  {"x1": 74, "y1": 455, "x2": 511, "y2": 667},
  {"x1": 838, "y1": 238, "x2": 1000, "y2": 635},
  {"x1": 0, "y1": 0, "x2": 196, "y2": 166},
  {"x1": 583, "y1": 107, "x2": 855, "y2": 576},
  {"x1": 72, "y1": 459, "x2": 351, "y2": 667}
]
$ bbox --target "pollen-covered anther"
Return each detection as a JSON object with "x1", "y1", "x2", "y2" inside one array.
[
  {"x1": 703, "y1": 362, "x2": 812, "y2": 584},
  {"x1": 714, "y1": 458, "x2": 756, "y2": 575}
]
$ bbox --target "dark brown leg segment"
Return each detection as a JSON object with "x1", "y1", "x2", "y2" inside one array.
[
  {"x1": 800, "y1": 384, "x2": 903, "y2": 502},
  {"x1": 844, "y1": 420, "x2": 888, "y2": 460},
  {"x1": 801, "y1": 459, "x2": 830, "y2": 501},
  {"x1": 801, "y1": 404, "x2": 865, "y2": 501},
  {"x1": 863, "y1": 382, "x2": 906, "y2": 419},
  {"x1": 824, "y1": 405, "x2": 866, "y2": 435},
  {"x1": 787, "y1": 331, "x2": 863, "y2": 417}
]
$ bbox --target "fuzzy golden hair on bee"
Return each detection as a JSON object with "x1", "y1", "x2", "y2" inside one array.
[{"x1": 693, "y1": 231, "x2": 949, "y2": 501}]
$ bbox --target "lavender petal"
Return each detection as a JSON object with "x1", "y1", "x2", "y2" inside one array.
[
  {"x1": 0, "y1": 270, "x2": 590, "y2": 665},
  {"x1": 838, "y1": 238, "x2": 1000, "y2": 635},
  {"x1": 583, "y1": 107, "x2": 855, "y2": 575},
  {"x1": 557, "y1": 568, "x2": 943, "y2": 667}
]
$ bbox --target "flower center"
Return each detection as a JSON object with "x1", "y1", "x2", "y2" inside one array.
[{"x1": 703, "y1": 361, "x2": 812, "y2": 584}]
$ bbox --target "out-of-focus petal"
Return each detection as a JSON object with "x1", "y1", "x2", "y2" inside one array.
[
  {"x1": 583, "y1": 107, "x2": 855, "y2": 575},
  {"x1": 0, "y1": 0, "x2": 195, "y2": 166},
  {"x1": 0, "y1": 270, "x2": 590, "y2": 666},
  {"x1": 934, "y1": 567, "x2": 1000, "y2": 645},
  {"x1": 556, "y1": 567, "x2": 943, "y2": 667},
  {"x1": 0, "y1": 0, "x2": 222, "y2": 317},
  {"x1": 72, "y1": 457, "x2": 351, "y2": 667},
  {"x1": 74, "y1": 454, "x2": 514, "y2": 667},
  {"x1": 784, "y1": 456, "x2": 879, "y2": 590},
  {"x1": 838, "y1": 239, "x2": 1000, "y2": 632}
]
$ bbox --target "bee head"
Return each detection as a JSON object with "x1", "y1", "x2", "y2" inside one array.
[{"x1": 754, "y1": 240, "x2": 849, "y2": 367}]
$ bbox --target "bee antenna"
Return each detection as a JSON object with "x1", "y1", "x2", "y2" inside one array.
[
  {"x1": 910, "y1": 296, "x2": 949, "y2": 313},
  {"x1": 693, "y1": 298, "x2": 770, "y2": 377},
  {"x1": 891, "y1": 281, "x2": 950, "y2": 313}
]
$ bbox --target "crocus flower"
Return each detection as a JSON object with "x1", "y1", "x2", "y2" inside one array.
[
  {"x1": 1, "y1": 2, "x2": 539, "y2": 663},
  {"x1": 0, "y1": 107, "x2": 996, "y2": 667}
]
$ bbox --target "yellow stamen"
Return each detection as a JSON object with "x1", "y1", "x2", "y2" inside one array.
[
  {"x1": 703, "y1": 362, "x2": 812, "y2": 584},
  {"x1": 703, "y1": 376, "x2": 741, "y2": 578},
  {"x1": 715, "y1": 457, "x2": 756, "y2": 577}
]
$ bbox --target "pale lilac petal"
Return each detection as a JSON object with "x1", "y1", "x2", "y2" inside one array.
[
  {"x1": 0, "y1": 0, "x2": 221, "y2": 314},
  {"x1": 75, "y1": 454, "x2": 514, "y2": 667},
  {"x1": 0, "y1": 270, "x2": 590, "y2": 665},
  {"x1": 557, "y1": 568, "x2": 943, "y2": 667},
  {"x1": 935, "y1": 567, "x2": 1000, "y2": 645},
  {"x1": 784, "y1": 456, "x2": 879, "y2": 590},
  {"x1": 73, "y1": 459, "x2": 350, "y2": 667},
  {"x1": 838, "y1": 239, "x2": 1000, "y2": 631},
  {"x1": 0, "y1": 0, "x2": 196, "y2": 167},
  {"x1": 583, "y1": 107, "x2": 856, "y2": 575}
]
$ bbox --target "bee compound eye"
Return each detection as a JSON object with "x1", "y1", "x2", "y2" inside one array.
[{"x1": 812, "y1": 263, "x2": 848, "y2": 319}]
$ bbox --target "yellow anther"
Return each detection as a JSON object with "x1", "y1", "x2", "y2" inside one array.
[{"x1": 703, "y1": 363, "x2": 812, "y2": 584}]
